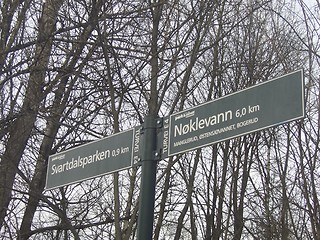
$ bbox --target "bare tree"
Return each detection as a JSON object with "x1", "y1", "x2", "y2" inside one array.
[
  {"x1": 0, "y1": 0, "x2": 319, "y2": 239},
  {"x1": 0, "y1": 0, "x2": 64, "y2": 230}
]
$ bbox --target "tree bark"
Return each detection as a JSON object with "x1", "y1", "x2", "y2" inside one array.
[
  {"x1": 18, "y1": 0, "x2": 104, "y2": 236},
  {"x1": 0, "y1": 0, "x2": 64, "y2": 230},
  {"x1": 18, "y1": 75, "x2": 70, "y2": 239}
]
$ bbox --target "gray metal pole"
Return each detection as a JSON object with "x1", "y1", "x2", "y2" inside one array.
[{"x1": 137, "y1": 114, "x2": 158, "y2": 240}]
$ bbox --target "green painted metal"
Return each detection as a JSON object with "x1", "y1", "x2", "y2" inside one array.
[
  {"x1": 137, "y1": 115, "x2": 158, "y2": 240},
  {"x1": 45, "y1": 127, "x2": 140, "y2": 190},
  {"x1": 165, "y1": 69, "x2": 304, "y2": 157}
]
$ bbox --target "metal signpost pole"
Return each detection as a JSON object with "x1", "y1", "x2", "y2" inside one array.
[
  {"x1": 44, "y1": 70, "x2": 304, "y2": 239},
  {"x1": 137, "y1": 114, "x2": 158, "y2": 240}
]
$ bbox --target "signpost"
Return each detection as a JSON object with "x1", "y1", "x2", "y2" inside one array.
[
  {"x1": 160, "y1": 69, "x2": 305, "y2": 158},
  {"x1": 45, "y1": 127, "x2": 140, "y2": 190},
  {"x1": 45, "y1": 69, "x2": 304, "y2": 240}
]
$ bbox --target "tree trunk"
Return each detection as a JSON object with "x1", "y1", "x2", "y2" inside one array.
[
  {"x1": 18, "y1": 75, "x2": 70, "y2": 239},
  {"x1": 0, "y1": 0, "x2": 64, "y2": 230},
  {"x1": 17, "y1": 0, "x2": 102, "y2": 237}
]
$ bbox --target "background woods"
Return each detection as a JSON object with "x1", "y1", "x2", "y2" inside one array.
[{"x1": 0, "y1": 0, "x2": 320, "y2": 239}]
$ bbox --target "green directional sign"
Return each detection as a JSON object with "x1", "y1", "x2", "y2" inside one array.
[
  {"x1": 162, "y1": 70, "x2": 304, "y2": 157},
  {"x1": 45, "y1": 127, "x2": 141, "y2": 190}
]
